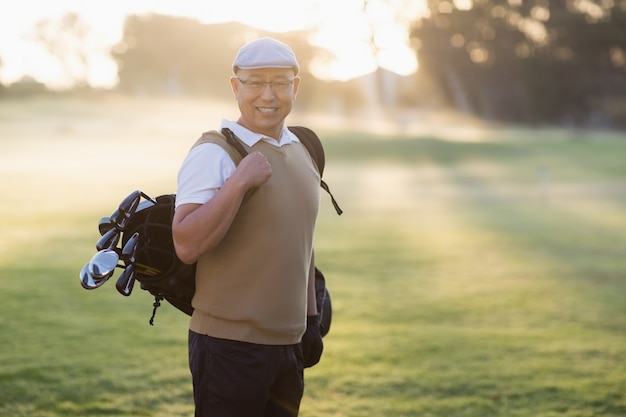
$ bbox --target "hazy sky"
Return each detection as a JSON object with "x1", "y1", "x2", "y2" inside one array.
[{"x1": 0, "y1": 0, "x2": 426, "y2": 89}]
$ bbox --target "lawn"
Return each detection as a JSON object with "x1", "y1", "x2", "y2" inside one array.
[{"x1": 1, "y1": 95, "x2": 625, "y2": 416}]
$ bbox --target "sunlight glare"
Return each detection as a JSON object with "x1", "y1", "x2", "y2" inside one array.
[
  {"x1": 453, "y1": 0, "x2": 474, "y2": 10},
  {"x1": 0, "y1": 0, "x2": 425, "y2": 88},
  {"x1": 309, "y1": 0, "x2": 419, "y2": 80}
]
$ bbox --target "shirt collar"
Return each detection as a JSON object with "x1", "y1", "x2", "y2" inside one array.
[{"x1": 220, "y1": 119, "x2": 299, "y2": 147}]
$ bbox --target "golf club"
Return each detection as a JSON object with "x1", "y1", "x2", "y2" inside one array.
[
  {"x1": 109, "y1": 208, "x2": 129, "y2": 231},
  {"x1": 116, "y1": 264, "x2": 136, "y2": 296},
  {"x1": 98, "y1": 216, "x2": 114, "y2": 236},
  {"x1": 121, "y1": 232, "x2": 140, "y2": 265},
  {"x1": 80, "y1": 262, "x2": 114, "y2": 290},
  {"x1": 96, "y1": 227, "x2": 120, "y2": 251},
  {"x1": 88, "y1": 248, "x2": 120, "y2": 281},
  {"x1": 80, "y1": 263, "x2": 98, "y2": 289},
  {"x1": 110, "y1": 190, "x2": 157, "y2": 230}
]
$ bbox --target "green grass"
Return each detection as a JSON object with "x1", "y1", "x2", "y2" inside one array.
[{"x1": 1, "y1": 95, "x2": 626, "y2": 416}]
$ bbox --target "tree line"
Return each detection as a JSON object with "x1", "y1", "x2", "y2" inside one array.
[
  {"x1": 3, "y1": 1, "x2": 626, "y2": 129},
  {"x1": 98, "y1": 1, "x2": 626, "y2": 129},
  {"x1": 412, "y1": 0, "x2": 626, "y2": 128}
]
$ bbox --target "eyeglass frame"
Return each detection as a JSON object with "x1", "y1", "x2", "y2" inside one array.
[{"x1": 235, "y1": 77, "x2": 295, "y2": 92}]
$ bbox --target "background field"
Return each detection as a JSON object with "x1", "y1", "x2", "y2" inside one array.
[{"x1": 1, "y1": 96, "x2": 626, "y2": 417}]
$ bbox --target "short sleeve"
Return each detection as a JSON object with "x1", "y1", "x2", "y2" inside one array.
[{"x1": 175, "y1": 143, "x2": 236, "y2": 208}]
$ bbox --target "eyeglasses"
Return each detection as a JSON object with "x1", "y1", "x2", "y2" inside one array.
[{"x1": 236, "y1": 78, "x2": 294, "y2": 92}]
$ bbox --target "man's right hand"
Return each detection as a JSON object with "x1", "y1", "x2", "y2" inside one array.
[{"x1": 234, "y1": 151, "x2": 272, "y2": 189}]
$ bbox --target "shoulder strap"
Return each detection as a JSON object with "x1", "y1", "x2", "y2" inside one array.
[
  {"x1": 191, "y1": 129, "x2": 248, "y2": 163},
  {"x1": 288, "y1": 126, "x2": 325, "y2": 176},
  {"x1": 289, "y1": 126, "x2": 342, "y2": 215},
  {"x1": 221, "y1": 128, "x2": 248, "y2": 159}
]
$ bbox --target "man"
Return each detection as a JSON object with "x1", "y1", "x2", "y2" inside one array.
[{"x1": 172, "y1": 37, "x2": 323, "y2": 417}]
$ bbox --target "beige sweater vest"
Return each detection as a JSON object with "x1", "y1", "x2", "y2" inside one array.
[{"x1": 188, "y1": 132, "x2": 320, "y2": 345}]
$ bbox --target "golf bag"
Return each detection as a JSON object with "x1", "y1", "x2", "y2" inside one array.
[{"x1": 121, "y1": 193, "x2": 196, "y2": 319}]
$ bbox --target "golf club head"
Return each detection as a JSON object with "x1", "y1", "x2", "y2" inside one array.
[
  {"x1": 121, "y1": 232, "x2": 140, "y2": 265},
  {"x1": 80, "y1": 263, "x2": 99, "y2": 290},
  {"x1": 120, "y1": 190, "x2": 142, "y2": 215},
  {"x1": 109, "y1": 208, "x2": 129, "y2": 230},
  {"x1": 98, "y1": 216, "x2": 114, "y2": 236},
  {"x1": 110, "y1": 190, "x2": 142, "y2": 230},
  {"x1": 80, "y1": 262, "x2": 114, "y2": 289},
  {"x1": 88, "y1": 249, "x2": 120, "y2": 281},
  {"x1": 110, "y1": 191, "x2": 157, "y2": 230},
  {"x1": 116, "y1": 264, "x2": 136, "y2": 296},
  {"x1": 96, "y1": 227, "x2": 120, "y2": 251}
]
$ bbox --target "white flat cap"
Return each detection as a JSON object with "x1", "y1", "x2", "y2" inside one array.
[{"x1": 232, "y1": 37, "x2": 300, "y2": 75}]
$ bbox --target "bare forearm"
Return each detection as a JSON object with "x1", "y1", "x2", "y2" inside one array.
[{"x1": 173, "y1": 177, "x2": 248, "y2": 264}]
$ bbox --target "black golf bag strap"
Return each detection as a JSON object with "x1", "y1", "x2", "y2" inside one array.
[
  {"x1": 192, "y1": 130, "x2": 247, "y2": 164},
  {"x1": 149, "y1": 295, "x2": 163, "y2": 326},
  {"x1": 288, "y1": 126, "x2": 325, "y2": 175},
  {"x1": 288, "y1": 126, "x2": 343, "y2": 215},
  {"x1": 320, "y1": 180, "x2": 342, "y2": 215},
  {"x1": 221, "y1": 128, "x2": 249, "y2": 159}
]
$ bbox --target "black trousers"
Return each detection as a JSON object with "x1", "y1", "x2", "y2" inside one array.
[{"x1": 189, "y1": 330, "x2": 304, "y2": 417}]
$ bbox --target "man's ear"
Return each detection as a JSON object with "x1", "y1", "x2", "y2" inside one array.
[
  {"x1": 293, "y1": 76, "x2": 301, "y2": 99},
  {"x1": 230, "y1": 76, "x2": 239, "y2": 98}
]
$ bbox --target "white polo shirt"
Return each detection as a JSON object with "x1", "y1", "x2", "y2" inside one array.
[{"x1": 175, "y1": 119, "x2": 300, "y2": 208}]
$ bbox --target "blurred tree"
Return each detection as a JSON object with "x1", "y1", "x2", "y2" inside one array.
[
  {"x1": 29, "y1": 13, "x2": 93, "y2": 88},
  {"x1": 112, "y1": 15, "x2": 236, "y2": 97},
  {"x1": 111, "y1": 12, "x2": 420, "y2": 117},
  {"x1": 112, "y1": 15, "x2": 319, "y2": 101},
  {"x1": 344, "y1": 0, "x2": 423, "y2": 112},
  {"x1": 411, "y1": 0, "x2": 626, "y2": 128}
]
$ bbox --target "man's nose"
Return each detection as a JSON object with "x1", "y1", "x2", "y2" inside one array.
[{"x1": 260, "y1": 83, "x2": 277, "y2": 98}]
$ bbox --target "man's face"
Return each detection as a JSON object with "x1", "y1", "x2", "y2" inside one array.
[{"x1": 231, "y1": 68, "x2": 300, "y2": 139}]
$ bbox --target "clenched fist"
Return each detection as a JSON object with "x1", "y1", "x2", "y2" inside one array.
[{"x1": 233, "y1": 151, "x2": 272, "y2": 190}]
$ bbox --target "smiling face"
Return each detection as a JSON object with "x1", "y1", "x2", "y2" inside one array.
[{"x1": 231, "y1": 68, "x2": 300, "y2": 140}]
